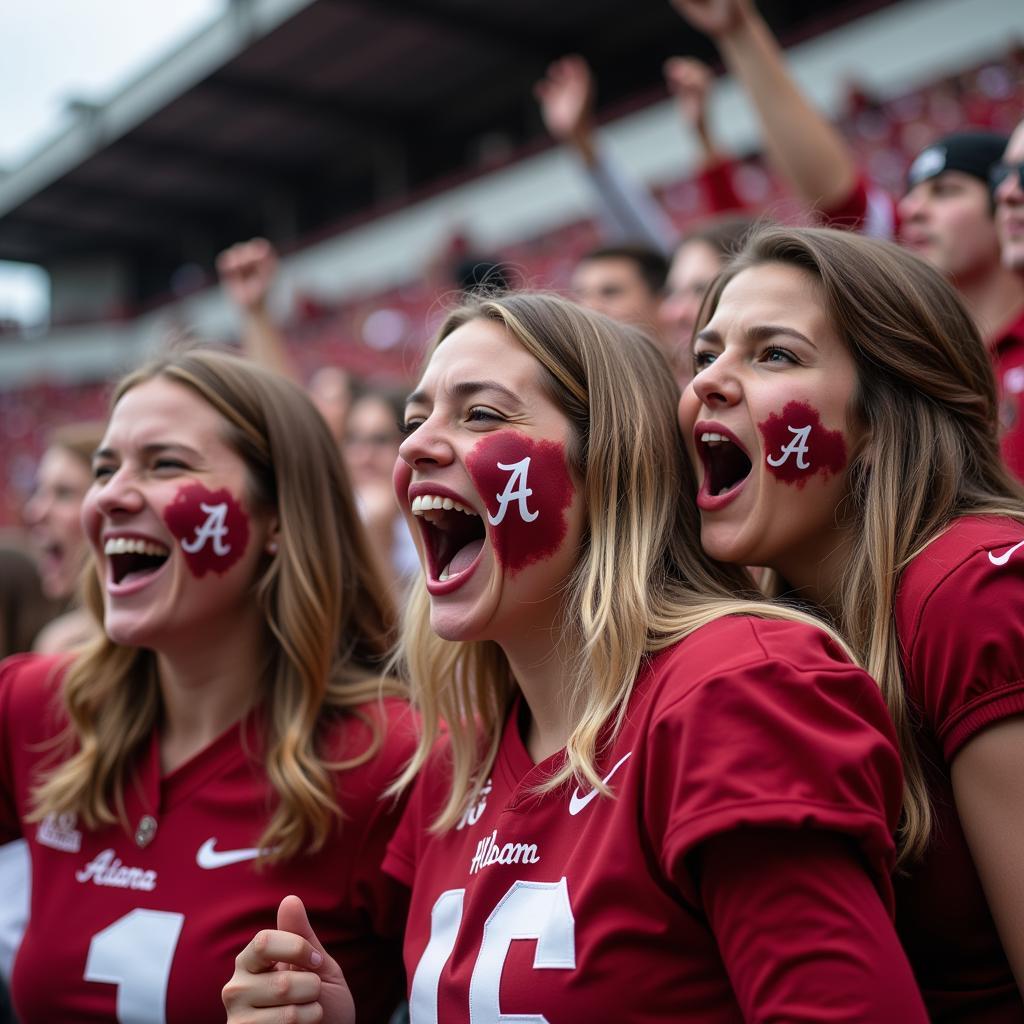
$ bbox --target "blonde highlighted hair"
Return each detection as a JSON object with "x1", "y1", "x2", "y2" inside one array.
[
  {"x1": 30, "y1": 348, "x2": 403, "y2": 862},
  {"x1": 697, "y1": 226, "x2": 1024, "y2": 863},
  {"x1": 392, "y1": 292, "x2": 858, "y2": 831}
]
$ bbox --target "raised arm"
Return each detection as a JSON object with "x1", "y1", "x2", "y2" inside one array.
[
  {"x1": 663, "y1": 55, "x2": 746, "y2": 213},
  {"x1": 216, "y1": 238, "x2": 300, "y2": 383},
  {"x1": 535, "y1": 55, "x2": 677, "y2": 254},
  {"x1": 669, "y1": 0, "x2": 859, "y2": 213}
]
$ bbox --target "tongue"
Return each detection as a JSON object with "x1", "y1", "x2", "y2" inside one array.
[{"x1": 447, "y1": 539, "x2": 484, "y2": 577}]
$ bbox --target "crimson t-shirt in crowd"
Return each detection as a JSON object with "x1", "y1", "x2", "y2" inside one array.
[
  {"x1": 0, "y1": 653, "x2": 415, "y2": 1024},
  {"x1": 895, "y1": 516, "x2": 1024, "y2": 1021},
  {"x1": 383, "y1": 616, "x2": 927, "y2": 1023},
  {"x1": 991, "y1": 307, "x2": 1024, "y2": 483}
]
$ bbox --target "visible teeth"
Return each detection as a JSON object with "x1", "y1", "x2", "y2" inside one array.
[
  {"x1": 701, "y1": 432, "x2": 731, "y2": 445},
  {"x1": 439, "y1": 563, "x2": 451, "y2": 582},
  {"x1": 717, "y1": 486, "x2": 733, "y2": 496},
  {"x1": 104, "y1": 537, "x2": 170, "y2": 557},
  {"x1": 411, "y1": 494, "x2": 480, "y2": 517}
]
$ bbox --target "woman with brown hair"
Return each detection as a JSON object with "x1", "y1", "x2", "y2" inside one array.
[
  {"x1": 0, "y1": 348, "x2": 415, "y2": 1023},
  {"x1": 679, "y1": 225, "x2": 1024, "y2": 1019},
  {"x1": 23, "y1": 421, "x2": 105, "y2": 653},
  {"x1": 224, "y1": 292, "x2": 926, "y2": 1022}
]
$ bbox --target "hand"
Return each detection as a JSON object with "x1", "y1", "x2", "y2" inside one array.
[
  {"x1": 668, "y1": 0, "x2": 752, "y2": 38},
  {"x1": 663, "y1": 57, "x2": 715, "y2": 132},
  {"x1": 533, "y1": 55, "x2": 595, "y2": 148},
  {"x1": 222, "y1": 895, "x2": 355, "y2": 1024},
  {"x1": 217, "y1": 237, "x2": 278, "y2": 313}
]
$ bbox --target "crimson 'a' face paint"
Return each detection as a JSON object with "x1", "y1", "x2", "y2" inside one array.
[
  {"x1": 466, "y1": 431, "x2": 574, "y2": 576},
  {"x1": 163, "y1": 483, "x2": 250, "y2": 577},
  {"x1": 758, "y1": 401, "x2": 846, "y2": 486}
]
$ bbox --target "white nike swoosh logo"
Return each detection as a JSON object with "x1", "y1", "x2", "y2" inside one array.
[
  {"x1": 989, "y1": 539, "x2": 1024, "y2": 566},
  {"x1": 196, "y1": 838, "x2": 263, "y2": 869},
  {"x1": 568, "y1": 752, "x2": 633, "y2": 816}
]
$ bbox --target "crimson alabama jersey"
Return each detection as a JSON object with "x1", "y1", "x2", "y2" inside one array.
[
  {"x1": 0, "y1": 653, "x2": 415, "y2": 1024},
  {"x1": 894, "y1": 515, "x2": 1024, "y2": 1021},
  {"x1": 383, "y1": 616, "x2": 905, "y2": 1023}
]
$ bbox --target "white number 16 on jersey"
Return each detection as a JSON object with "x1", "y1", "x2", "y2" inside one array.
[{"x1": 409, "y1": 877, "x2": 576, "y2": 1024}]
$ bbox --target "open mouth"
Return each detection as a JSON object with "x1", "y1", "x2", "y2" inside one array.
[
  {"x1": 104, "y1": 537, "x2": 171, "y2": 585},
  {"x1": 411, "y1": 493, "x2": 486, "y2": 583},
  {"x1": 698, "y1": 431, "x2": 752, "y2": 497}
]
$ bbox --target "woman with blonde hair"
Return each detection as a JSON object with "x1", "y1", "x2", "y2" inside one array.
[
  {"x1": 679, "y1": 225, "x2": 1024, "y2": 1019},
  {"x1": 225, "y1": 292, "x2": 926, "y2": 1022},
  {"x1": 0, "y1": 348, "x2": 415, "y2": 1023}
]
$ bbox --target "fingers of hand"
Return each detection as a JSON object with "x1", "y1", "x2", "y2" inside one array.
[
  {"x1": 216, "y1": 238, "x2": 275, "y2": 278},
  {"x1": 236, "y1": 929, "x2": 324, "y2": 974},
  {"x1": 223, "y1": 967, "x2": 322, "y2": 1011},
  {"x1": 223, "y1": 1002, "x2": 324, "y2": 1024}
]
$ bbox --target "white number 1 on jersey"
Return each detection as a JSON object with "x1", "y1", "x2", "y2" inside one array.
[
  {"x1": 84, "y1": 909, "x2": 185, "y2": 1024},
  {"x1": 409, "y1": 877, "x2": 576, "y2": 1024}
]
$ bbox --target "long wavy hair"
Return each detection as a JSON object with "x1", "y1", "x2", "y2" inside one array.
[
  {"x1": 695, "y1": 226, "x2": 1024, "y2": 863},
  {"x1": 391, "y1": 292, "x2": 859, "y2": 831},
  {"x1": 30, "y1": 348, "x2": 403, "y2": 862}
]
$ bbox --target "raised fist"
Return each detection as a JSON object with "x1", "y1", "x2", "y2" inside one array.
[{"x1": 217, "y1": 237, "x2": 279, "y2": 313}]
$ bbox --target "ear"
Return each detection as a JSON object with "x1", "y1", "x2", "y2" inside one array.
[{"x1": 264, "y1": 513, "x2": 281, "y2": 556}]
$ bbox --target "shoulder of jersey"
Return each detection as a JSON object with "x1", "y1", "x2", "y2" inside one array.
[
  {"x1": 649, "y1": 614, "x2": 847, "y2": 700},
  {"x1": 316, "y1": 696, "x2": 421, "y2": 800},
  {"x1": 903, "y1": 515, "x2": 1024, "y2": 588},
  {"x1": 0, "y1": 653, "x2": 70, "y2": 738}
]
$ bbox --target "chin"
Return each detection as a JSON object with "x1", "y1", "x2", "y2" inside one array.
[
  {"x1": 101, "y1": 613, "x2": 157, "y2": 650},
  {"x1": 699, "y1": 526, "x2": 752, "y2": 569}
]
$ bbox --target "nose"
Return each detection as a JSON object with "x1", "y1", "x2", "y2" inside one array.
[
  {"x1": 398, "y1": 415, "x2": 455, "y2": 471},
  {"x1": 93, "y1": 467, "x2": 145, "y2": 518},
  {"x1": 997, "y1": 166, "x2": 1024, "y2": 207},
  {"x1": 690, "y1": 354, "x2": 742, "y2": 409},
  {"x1": 23, "y1": 489, "x2": 51, "y2": 526}
]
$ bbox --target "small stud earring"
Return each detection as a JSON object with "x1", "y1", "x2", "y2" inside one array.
[{"x1": 266, "y1": 540, "x2": 279, "y2": 555}]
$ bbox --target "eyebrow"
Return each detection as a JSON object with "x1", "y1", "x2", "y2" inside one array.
[
  {"x1": 92, "y1": 442, "x2": 203, "y2": 462},
  {"x1": 405, "y1": 379, "x2": 525, "y2": 408},
  {"x1": 695, "y1": 324, "x2": 816, "y2": 348}
]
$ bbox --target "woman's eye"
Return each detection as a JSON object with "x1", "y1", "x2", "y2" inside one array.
[
  {"x1": 762, "y1": 346, "x2": 797, "y2": 365},
  {"x1": 400, "y1": 418, "x2": 423, "y2": 435},
  {"x1": 92, "y1": 465, "x2": 114, "y2": 480},
  {"x1": 467, "y1": 407, "x2": 503, "y2": 424},
  {"x1": 153, "y1": 459, "x2": 187, "y2": 472},
  {"x1": 692, "y1": 350, "x2": 717, "y2": 371}
]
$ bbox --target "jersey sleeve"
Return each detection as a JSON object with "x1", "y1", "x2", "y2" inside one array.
[
  {"x1": 900, "y1": 533, "x2": 1024, "y2": 761},
  {"x1": 819, "y1": 172, "x2": 898, "y2": 238},
  {"x1": 695, "y1": 157, "x2": 747, "y2": 214},
  {"x1": 0, "y1": 658, "x2": 22, "y2": 845},
  {"x1": 699, "y1": 828, "x2": 928, "y2": 1023},
  {"x1": 645, "y1": 618, "x2": 902, "y2": 910}
]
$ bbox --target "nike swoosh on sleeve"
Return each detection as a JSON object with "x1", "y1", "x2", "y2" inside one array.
[
  {"x1": 195, "y1": 838, "x2": 263, "y2": 869},
  {"x1": 988, "y1": 539, "x2": 1024, "y2": 566},
  {"x1": 568, "y1": 752, "x2": 633, "y2": 816}
]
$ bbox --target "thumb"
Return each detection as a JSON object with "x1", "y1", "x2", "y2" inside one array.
[{"x1": 277, "y1": 894, "x2": 329, "y2": 962}]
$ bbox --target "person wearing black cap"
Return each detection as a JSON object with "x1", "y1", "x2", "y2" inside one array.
[{"x1": 993, "y1": 119, "x2": 1024, "y2": 480}]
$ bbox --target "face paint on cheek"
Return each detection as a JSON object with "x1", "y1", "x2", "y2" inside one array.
[
  {"x1": 163, "y1": 483, "x2": 250, "y2": 577},
  {"x1": 466, "y1": 431, "x2": 574, "y2": 576},
  {"x1": 758, "y1": 401, "x2": 847, "y2": 487}
]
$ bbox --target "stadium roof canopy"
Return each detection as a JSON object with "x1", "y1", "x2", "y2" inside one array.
[{"x1": 0, "y1": 0, "x2": 887, "y2": 309}]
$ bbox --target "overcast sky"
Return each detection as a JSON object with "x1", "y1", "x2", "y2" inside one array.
[{"x1": 0, "y1": 0, "x2": 223, "y2": 322}]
